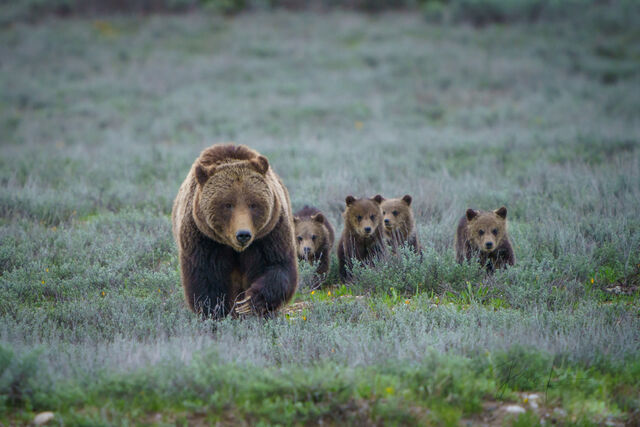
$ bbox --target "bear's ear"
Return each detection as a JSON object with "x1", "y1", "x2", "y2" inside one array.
[
  {"x1": 402, "y1": 194, "x2": 412, "y2": 206},
  {"x1": 466, "y1": 209, "x2": 479, "y2": 222},
  {"x1": 195, "y1": 163, "x2": 210, "y2": 186},
  {"x1": 494, "y1": 206, "x2": 507, "y2": 219},
  {"x1": 312, "y1": 212, "x2": 325, "y2": 224},
  {"x1": 345, "y1": 196, "x2": 356, "y2": 206},
  {"x1": 372, "y1": 194, "x2": 384, "y2": 204},
  {"x1": 250, "y1": 156, "x2": 269, "y2": 175}
]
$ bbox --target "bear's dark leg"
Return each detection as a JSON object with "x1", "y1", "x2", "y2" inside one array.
[
  {"x1": 180, "y1": 237, "x2": 233, "y2": 319},
  {"x1": 237, "y1": 262, "x2": 297, "y2": 315}
]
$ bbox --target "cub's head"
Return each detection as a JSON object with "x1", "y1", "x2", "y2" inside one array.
[
  {"x1": 380, "y1": 195, "x2": 414, "y2": 234},
  {"x1": 465, "y1": 207, "x2": 508, "y2": 253},
  {"x1": 343, "y1": 195, "x2": 383, "y2": 238},
  {"x1": 193, "y1": 156, "x2": 274, "y2": 252},
  {"x1": 293, "y1": 213, "x2": 327, "y2": 260}
]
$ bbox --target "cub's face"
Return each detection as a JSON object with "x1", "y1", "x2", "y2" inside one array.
[
  {"x1": 381, "y1": 195, "x2": 413, "y2": 234},
  {"x1": 195, "y1": 157, "x2": 274, "y2": 252},
  {"x1": 294, "y1": 214, "x2": 326, "y2": 260},
  {"x1": 344, "y1": 195, "x2": 383, "y2": 238},
  {"x1": 466, "y1": 207, "x2": 507, "y2": 253}
]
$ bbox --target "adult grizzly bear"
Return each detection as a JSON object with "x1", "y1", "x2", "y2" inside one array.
[
  {"x1": 337, "y1": 195, "x2": 386, "y2": 282},
  {"x1": 293, "y1": 206, "x2": 335, "y2": 276},
  {"x1": 455, "y1": 206, "x2": 515, "y2": 273},
  {"x1": 172, "y1": 144, "x2": 298, "y2": 318}
]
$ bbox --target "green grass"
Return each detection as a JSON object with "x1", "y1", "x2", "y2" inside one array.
[{"x1": 1, "y1": 6, "x2": 640, "y2": 425}]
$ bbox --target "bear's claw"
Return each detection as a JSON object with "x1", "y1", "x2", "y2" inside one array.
[{"x1": 235, "y1": 295, "x2": 253, "y2": 315}]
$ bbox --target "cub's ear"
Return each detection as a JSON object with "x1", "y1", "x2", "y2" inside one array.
[
  {"x1": 345, "y1": 196, "x2": 356, "y2": 206},
  {"x1": 372, "y1": 194, "x2": 384, "y2": 204},
  {"x1": 494, "y1": 206, "x2": 507, "y2": 219},
  {"x1": 250, "y1": 156, "x2": 269, "y2": 175},
  {"x1": 195, "y1": 163, "x2": 211, "y2": 186},
  {"x1": 312, "y1": 212, "x2": 325, "y2": 224},
  {"x1": 402, "y1": 194, "x2": 412, "y2": 206},
  {"x1": 466, "y1": 209, "x2": 479, "y2": 222},
  {"x1": 293, "y1": 216, "x2": 300, "y2": 224}
]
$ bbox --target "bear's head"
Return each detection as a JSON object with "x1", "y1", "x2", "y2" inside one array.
[
  {"x1": 293, "y1": 213, "x2": 327, "y2": 260},
  {"x1": 193, "y1": 155, "x2": 276, "y2": 252},
  {"x1": 343, "y1": 195, "x2": 383, "y2": 238},
  {"x1": 465, "y1": 207, "x2": 508, "y2": 254},
  {"x1": 380, "y1": 195, "x2": 413, "y2": 235}
]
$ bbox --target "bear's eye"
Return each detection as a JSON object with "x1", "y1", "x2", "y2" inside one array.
[
  {"x1": 249, "y1": 203, "x2": 257, "y2": 209},
  {"x1": 370, "y1": 215, "x2": 375, "y2": 221},
  {"x1": 478, "y1": 230, "x2": 485, "y2": 236},
  {"x1": 357, "y1": 215, "x2": 363, "y2": 222},
  {"x1": 492, "y1": 228, "x2": 498, "y2": 235},
  {"x1": 392, "y1": 210, "x2": 398, "y2": 216},
  {"x1": 225, "y1": 203, "x2": 232, "y2": 209},
  {"x1": 311, "y1": 235, "x2": 316, "y2": 241},
  {"x1": 382, "y1": 211, "x2": 386, "y2": 215},
  {"x1": 297, "y1": 236, "x2": 302, "y2": 242}
]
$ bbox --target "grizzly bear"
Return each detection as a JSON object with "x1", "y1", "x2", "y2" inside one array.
[
  {"x1": 293, "y1": 206, "x2": 335, "y2": 276},
  {"x1": 455, "y1": 206, "x2": 515, "y2": 273},
  {"x1": 337, "y1": 195, "x2": 386, "y2": 281},
  {"x1": 171, "y1": 144, "x2": 298, "y2": 318},
  {"x1": 380, "y1": 194, "x2": 421, "y2": 253}
]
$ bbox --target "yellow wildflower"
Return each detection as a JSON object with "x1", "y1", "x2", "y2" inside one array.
[
  {"x1": 45, "y1": 268, "x2": 49, "y2": 272},
  {"x1": 591, "y1": 278, "x2": 594, "y2": 284},
  {"x1": 311, "y1": 290, "x2": 315, "y2": 295},
  {"x1": 405, "y1": 299, "x2": 410, "y2": 304},
  {"x1": 302, "y1": 316, "x2": 307, "y2": 321},
  {"x1": 385, "y1": 387, "x2": 394, "y2": 395},
  {"x1": 328, "y1": 291, "x2": 331, "y2": 296},
  {"x1": 101, "y1": 291, "x2": 105, "y2": 297},
  {"x1": 41, "y1": 280, "x2": 45, "y2": 285},
  {"x1": 355, "y1": 121, "x2": 364, "y2": 130}
]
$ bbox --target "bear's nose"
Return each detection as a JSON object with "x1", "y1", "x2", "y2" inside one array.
[
  {"x1": 384, "y1": 218, "x2": 390, "y2": 224},
  {"x1": 303, "y1": 247, "x2": 311, "y2": 255},
  {"x1": 364, "y1": 226, "x2": 372, "y2": 234},
  {"x1": 485, "y1": 241, "x2": 493, "y2": 249},
  {"x1": 236, "y1": 230, "x2": 252, "y2": 246}
]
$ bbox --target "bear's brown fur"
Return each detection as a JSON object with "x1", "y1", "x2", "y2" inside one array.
[
  {"x1": 455, "y1": 206, "x2": 515, "y2": 273},
  {"x1": 380, "y1": 194, "x2": 421, "y2": 253},
  {"x1": 293, "y1": 206, "x2": 334, "y2": 276},
  {"x1": 337, "y1": 195, "x2": 386, "y2": 281},
  {"x1": 171, "y1": 144, "x2": 298, "y2": 318}
]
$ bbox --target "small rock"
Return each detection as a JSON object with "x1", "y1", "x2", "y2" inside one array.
[
  {"x1": 34, "y1": 412, "x2": 54, "y2": 425},
  {"x1": 505, "y1": 405, "x2": 526, "y2": 414}
]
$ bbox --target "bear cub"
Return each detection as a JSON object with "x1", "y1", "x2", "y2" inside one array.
[
  {"x1": 455, "y1": 206, "x2": 515, "y2": 273},
  {"x1": 337, "y1": 195, "x2": 386, "y2": 281},
  {"x1": 293, "y1": 206, "x2": 335, "y2": 276},
  {"x1": 380, "y1": 194, "x2": 421, "y2": 253}
]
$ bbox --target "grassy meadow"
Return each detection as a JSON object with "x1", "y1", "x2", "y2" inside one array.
[{"x1": 1, "y1": 5, "x2": 640, "y2": 425}]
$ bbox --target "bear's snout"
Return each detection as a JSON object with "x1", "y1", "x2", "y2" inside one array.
[
  {"x1": 364, "y1": 226, "x2": 372, "y2": 234},
  {"x1": 236, "y1": 229, "x2": 252, "y2": 246},
  {"x1": 485, "y1": 241, "x2": 493, "y2": 250},
  {"x1": 384, "y1": 218, "x2": 390, "y2": 225}
]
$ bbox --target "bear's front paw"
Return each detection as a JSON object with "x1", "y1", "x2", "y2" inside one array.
[
  {"x1": 234, "y1": 291, "x2": 267, "y2": 316},
  {"x1": 234, "y1": 294, "x2": 253, "y2": 316}
]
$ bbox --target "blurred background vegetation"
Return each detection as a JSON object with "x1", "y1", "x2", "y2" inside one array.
[{"x1": 2, "y1": 0, "x2": 639, "y2": 26}]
